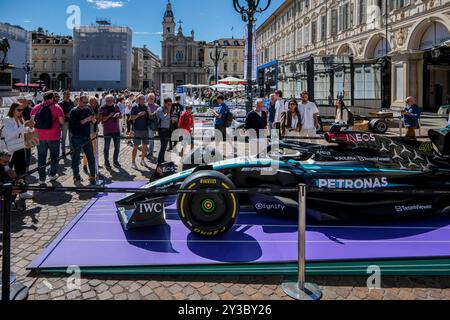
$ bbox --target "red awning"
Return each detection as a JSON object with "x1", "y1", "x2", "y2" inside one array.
[
  {"x1": 28, "y1": 83, "x2": 41, "y2": 88},
  {"x1": 14, "y1": 83, "x2": 27, "y2": 87}
]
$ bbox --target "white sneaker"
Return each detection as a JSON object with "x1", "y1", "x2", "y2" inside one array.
[
  {"x1": 19, "y1": 191, "x2": 34, "y2": 200},
  {"x1": 39, "y1": 180, "x2": 47, "y2": 186},
  {"x1": 49, "y1": 174, "x2": 59, "y2": 181},
  {"x1": 140, "y1": 160, "x2": 147, "y2": 167},
  {"x1": 131, "y1": 163, "x2": 138, "y2": 170}
]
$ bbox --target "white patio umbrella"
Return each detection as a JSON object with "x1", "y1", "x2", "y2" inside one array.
[
  {"x1": 210, "y1": 84, "x2": 234, "y2": 91},
  {"x1": 218, "y1": 77, "x2": 247, "y2": 85}
]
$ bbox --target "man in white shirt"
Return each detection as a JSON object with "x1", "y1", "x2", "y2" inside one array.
[
  {"x1": 298, "y1": 91, "x2": 319, "y2": 142},
  {"x1": 272, "y1": 90, "x2": 288, "y2": 136}
]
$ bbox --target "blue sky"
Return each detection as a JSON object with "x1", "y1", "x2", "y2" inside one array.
[{"x1": 0, "y1": 0, "x2": 284, "y2": 56}]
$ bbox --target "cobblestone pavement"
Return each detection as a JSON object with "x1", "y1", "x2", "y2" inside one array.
[{"x1": 2, "y1": 136, "x2": 450, "y2": 301}]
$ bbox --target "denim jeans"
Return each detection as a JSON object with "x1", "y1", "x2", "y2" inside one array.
[
  {"x1": 71, "y1": 135, "x2": 95, "y2": 179},
  {"x1": 104, "y1": 133, "x2": 121, "y2": 165},
  {"x1": 37, "y1": 140, "x2": 60, "y2": 181},
  {"x1": 158, "y1": 128, "x2": 170, "y2": 165},
  {"x1": 61, "y1": 121, "x2": 70, "y2": 155},
  {"x1": 148, "y1": 129, "x2": 156, "y2": 155}
]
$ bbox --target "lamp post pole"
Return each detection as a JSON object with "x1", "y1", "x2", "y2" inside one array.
[
  {"x1": 233, "y1": 0, "x2": 272, "y2": 113},
  {"x1": 210, "y1": 42, "x2": 227, "y2": 85},
  {"x1": 23, "y1": 61, "x2": 32, "y2": 87}
]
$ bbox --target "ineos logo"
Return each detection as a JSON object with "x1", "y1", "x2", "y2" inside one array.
[{"x1": 344, "y1": 133, "x2": 376, "y2": 143}]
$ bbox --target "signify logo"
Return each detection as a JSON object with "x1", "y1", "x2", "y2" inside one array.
[
  {"x1": 317, "y1": 177, "x2": 389, "y2": 189},
  {"x1": 255, "y1": 203, "x2": 286, "y2": 212}
]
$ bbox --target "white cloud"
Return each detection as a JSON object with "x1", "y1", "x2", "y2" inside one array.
[
  {"x1": 87, "y1": 0, "x2": 127, "y2": 9},
  {"x1": 24, "y1": 19, "x2": 32, "y2": 23},
  {"x1": 134, "y1": 32, "x2": 150, "y2": 35}
]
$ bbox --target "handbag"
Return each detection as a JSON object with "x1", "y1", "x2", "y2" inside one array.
[
  {"x1": 0, "y1": 120, "x2": 26, "y2": 153},
  {"x1": 24, "y1": 130, "x2": 40, "y2": 149}
]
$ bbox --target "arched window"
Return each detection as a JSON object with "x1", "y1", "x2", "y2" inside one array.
[
  {"x1": 373, "y1": 38, "x2": 391, "y2": 58},
  {"x1": 420, "y1": 22, "x2": 450, "y2": 50}
]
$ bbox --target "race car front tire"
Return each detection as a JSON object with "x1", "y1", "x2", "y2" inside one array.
[{"x1": 177, "y1": 170, "x2": 239, "y2": 237}]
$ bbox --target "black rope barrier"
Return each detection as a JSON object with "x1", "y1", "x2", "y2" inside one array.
[{"x1": 10, "y1": 183, "x2": 450, "y2": 196}]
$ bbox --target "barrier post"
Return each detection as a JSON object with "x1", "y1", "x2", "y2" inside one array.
[
  {"x1": 94, "y1": 132, "x2": 104, "y2": 186},
  {"x1": 282, "y1": 184, "x2": 322, "y2": 301},
  {"x1": 399, "y1": 117, "x2": 403, "y2": 137},
  {"x1": 1, "y1": 184, "x2": 28, "y2": 300}
]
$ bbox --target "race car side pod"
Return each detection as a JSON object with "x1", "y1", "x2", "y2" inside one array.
[
  {"x1": 1, "y1": 184, "x2": 28, "y2": 301},
  {"x1": 282, "y1": 184, "x2": 322, "y2": 301}
]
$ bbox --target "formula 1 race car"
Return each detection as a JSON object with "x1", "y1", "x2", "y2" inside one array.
[{"x1": 116, "y1": 127, "x2": 450, "y2": 237}]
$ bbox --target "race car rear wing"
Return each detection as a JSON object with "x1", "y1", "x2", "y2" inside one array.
[{"x1": 429, "y1": 128, "x2": 450, "y2": 158}]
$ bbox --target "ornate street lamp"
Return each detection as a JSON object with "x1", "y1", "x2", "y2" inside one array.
[
  {"x1": 204, "y1": 65, "x2": 214, "y2": 84},
  {"x1": 23, "y1": 61, "x2": 33, "y2": 86},
  {"x1": 209, "y1": 42, "x2": 228, "y2": 85},
  {"x1": 233, "y1": 0, "x2": 271, "y2": 112}
]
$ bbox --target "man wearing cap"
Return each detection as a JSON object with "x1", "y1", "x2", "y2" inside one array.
[{"x1": 31, "y1": 91, "x2": 65, "y2": 185}]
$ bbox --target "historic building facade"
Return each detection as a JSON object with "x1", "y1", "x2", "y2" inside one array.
[
  {"x1": 156, "y1": 1, "x2": 207, "y2": 90},
  {"x1": 142, "y1": 46, "x2": 160, "y2": 90},
  {"x1": 256, "y1": 0, "x2": 450, "y2": 112},
  {"x1": 0, "y1": 23, "x2": 32, "y2": 84},
  {"x1": 204, "y1": 38, "x2": 246, "y2": 84},
  {"x1": 32, "y1": 33, "x2": 73, "y2": 90},
  {"x1": 132, "y1": 47, "x2": 144, "y2": 91},
  {"x1": 72, "y1": 21, "x2": 132, "y2": 91}
]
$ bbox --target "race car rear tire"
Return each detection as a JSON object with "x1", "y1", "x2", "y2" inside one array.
[
  {"x1": 177, "y1": 170, "x2": 239, "y2": 237},
  {"x1": 369, "y1": 119, "x2": 389, "y2": 134}
]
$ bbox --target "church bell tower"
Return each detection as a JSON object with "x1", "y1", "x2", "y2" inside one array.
[{"x1": 163, "y1": 0, "x2": 175, "y2": 40}]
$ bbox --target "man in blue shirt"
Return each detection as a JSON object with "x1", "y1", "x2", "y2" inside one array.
[
  {"x1": 402, "y1": 96, "x2": 422, "y2": 139},
  {"x1": 212, "y1": 95, "x2": 228, "y2": 141}
]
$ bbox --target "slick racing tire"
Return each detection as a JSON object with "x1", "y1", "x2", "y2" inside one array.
[
  {"x1": 369, "y1": 119, "x2": 389, "y2": 134},
  {"x1": 177, "y1": 170, "x2": 239, "y2": 237}
]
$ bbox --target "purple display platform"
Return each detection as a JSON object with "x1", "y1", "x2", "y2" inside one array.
[{"x1": 29, "y1": 181, "x2": 450, "y2": 270}]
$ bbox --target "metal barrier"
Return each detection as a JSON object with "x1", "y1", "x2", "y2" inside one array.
[
  {"x1": 282, "y1": 184, "x2": 322, "y2": 300},
  {"x1": 1, "y1": 184, "x2": 28, "y2": 300}
]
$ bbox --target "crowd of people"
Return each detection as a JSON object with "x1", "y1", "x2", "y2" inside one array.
[
  {"x1": 0, "y1": 89, "x2": 195, "y2": 194},
  {"x1": 0, "y1": 85, "x2": 433, "y2": 209},
  {"x1": 243, "y1": 90, "x2": 320, "y2": 141}
]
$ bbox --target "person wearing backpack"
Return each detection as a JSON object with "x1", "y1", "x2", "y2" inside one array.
[
  {"x1": 30, "y1": 91, "x2": 64, "y2": 185},
  {"x1": 212, "y1": 95, "x2": 229, "y2": 141}
]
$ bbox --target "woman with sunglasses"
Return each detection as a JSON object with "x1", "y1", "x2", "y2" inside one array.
[
  {"x1": 1, "y1": 103, "x2": 35, "y2": 199},
  {"x1": 280, "y1": 99, "x2": 302, "y2": 137}
]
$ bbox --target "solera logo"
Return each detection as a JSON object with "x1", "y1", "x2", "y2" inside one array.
[{"x1": 66, "y1": 5, "x2": 81, "y2": 30}]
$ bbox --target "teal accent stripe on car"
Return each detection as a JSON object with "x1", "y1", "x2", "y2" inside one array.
[{"x1": 301, "y1": 164, "x2": 420, "y2": 174}]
